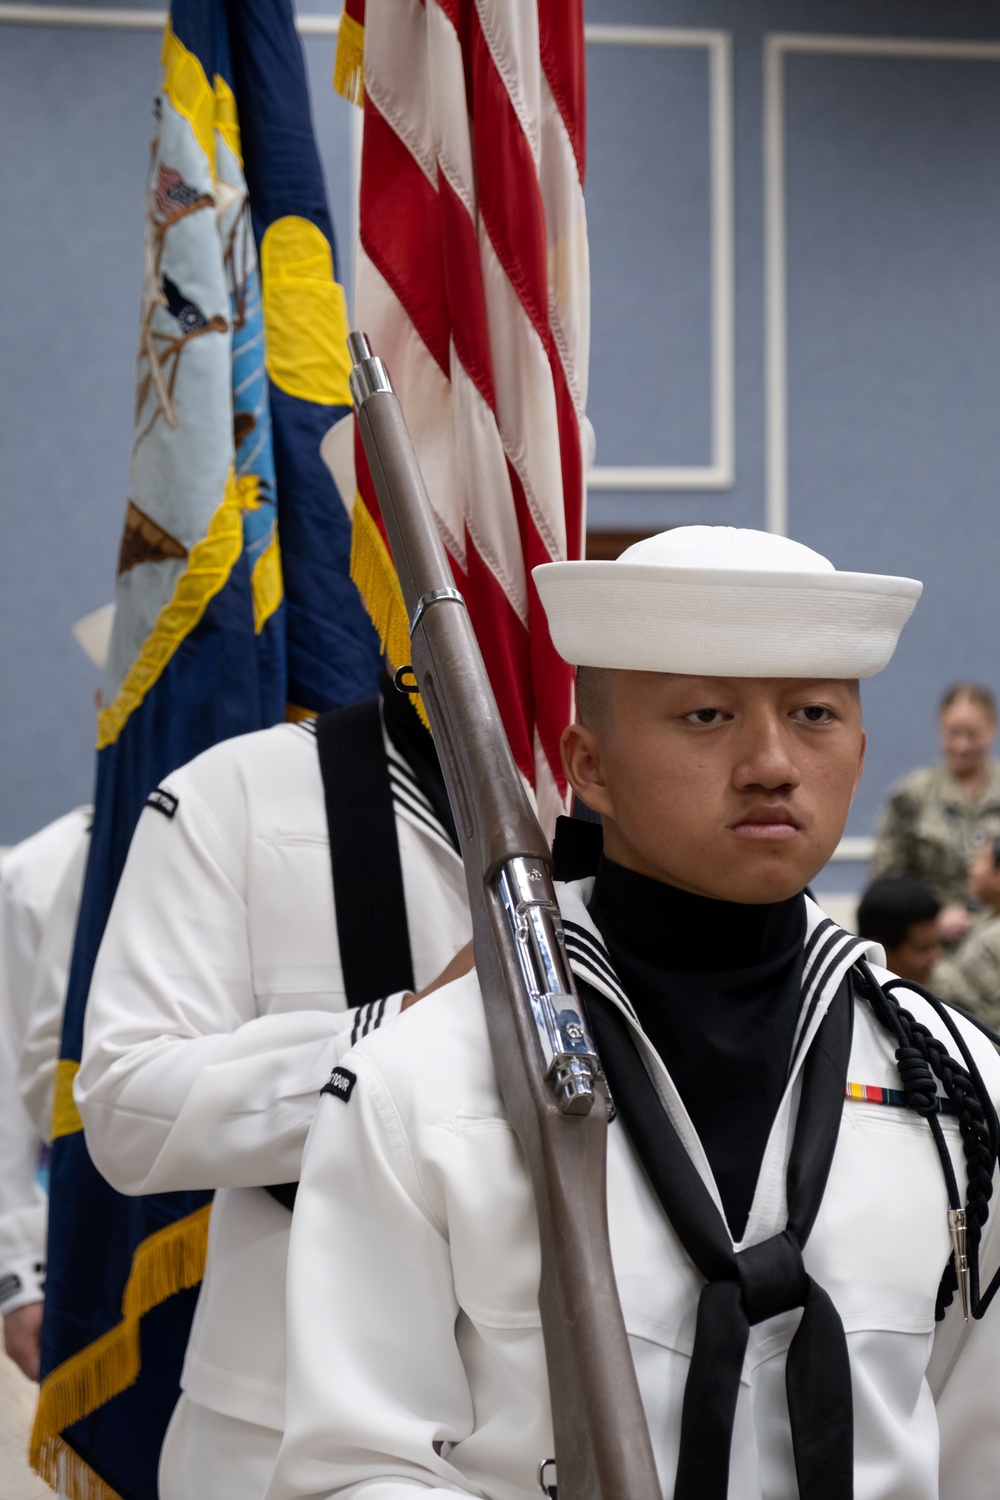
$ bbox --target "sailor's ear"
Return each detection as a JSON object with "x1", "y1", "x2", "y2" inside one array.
[
  {"x1": 560, "y1": 722, "x2": 616, "y2": 819},
  {"x1": 854, "y1": 727, "x2": 867, "y2": 795}
]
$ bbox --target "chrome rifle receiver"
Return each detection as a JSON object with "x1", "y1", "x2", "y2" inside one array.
[{"x1": 498, "y1": 858, "x2": 600, "y2": 1114}]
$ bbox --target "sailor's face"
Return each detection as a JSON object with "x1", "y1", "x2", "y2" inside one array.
[{"x1": 561, "y1": 672, "x2": 865, "y2": 903}]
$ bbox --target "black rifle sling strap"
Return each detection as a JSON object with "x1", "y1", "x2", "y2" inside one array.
[
  {"x1": 317, "y1": 695, "x2": 415, "y2": 1006},
  {"x1": 265, "y1": 697, "x2": 415, "y2": 1212}
]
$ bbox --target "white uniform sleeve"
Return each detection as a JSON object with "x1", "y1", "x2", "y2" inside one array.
[
  {"x1": 19, "y1": 831, "x2": 89, "y2": 1140},
  {"x1": 0, "y1": 859, "x2": 44, "y2": 1224},
  {"x1": 76, "y1": 776, "x2": 402, "y2": 1197},
  {"x1": 0, "y1": 1199, "x2": 46, "y2": 1312},
  {"x1": 0, "y1": 855, "x2": 48, "y2": 1310},
  {"x1": 266, "y1": 1049, "x2": 476, "y2": 1500}
]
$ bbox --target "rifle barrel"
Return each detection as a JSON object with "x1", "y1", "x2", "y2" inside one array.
[{"x1": 348, "y1": 331, "x2": 661, "y2": 1500}]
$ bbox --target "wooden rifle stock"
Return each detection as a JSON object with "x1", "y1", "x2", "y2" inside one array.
[{"x1": 348, "y1": 333, "x2": 660, "y2": 1500}]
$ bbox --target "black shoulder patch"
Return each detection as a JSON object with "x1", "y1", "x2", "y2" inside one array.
[
  {"x1": 146, "y1": 786, "x2": 179, "y2": 820},
  {"x1": 322, "y1": 1066, "x2": 357, "y2": 1104}
]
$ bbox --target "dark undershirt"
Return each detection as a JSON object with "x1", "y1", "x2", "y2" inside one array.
[{"x1": 588, "y1": 858, "x2": 806, "y2": 1240}]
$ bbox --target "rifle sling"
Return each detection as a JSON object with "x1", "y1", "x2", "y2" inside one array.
[{"x1": 265, "y1": 697, "x2": 414, "y2": 1210}]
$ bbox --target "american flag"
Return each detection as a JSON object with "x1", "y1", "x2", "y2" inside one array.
[
  {"x1": 153, "y1": 162, "x2": 203, "y2": 222},
  {"x1": 340, "y1": 0, "x2": 589, "y2": 833}
]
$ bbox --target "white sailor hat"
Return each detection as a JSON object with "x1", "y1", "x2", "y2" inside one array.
[
  {"x1": 533, "y1": 527, "x2": 921, "y2": 679},
  {"x1": 72, "y1": 603, "x2": 116, "y2": 671}
]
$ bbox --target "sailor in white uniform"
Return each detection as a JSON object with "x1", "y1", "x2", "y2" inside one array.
[
  {"x1": 0, "y1": 806, "x2": 91, "y2": 1380},
  {"x1": 76, "y1": 678, "x2": 472, "y2": 1500},
  {"x1": 0, "y1": 609, "x2": 109, "y2": 1380},
  {"x1": 267, "y1": 528, "x2": 1000, "y2": 1500}
]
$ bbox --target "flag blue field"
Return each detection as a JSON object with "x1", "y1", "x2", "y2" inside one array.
[
  {"x1": 229, "y1": 0, "x2": 380, "y2": 716},
  {"x1": 34, "y1": 4, "x2": 378, "y2": 1495}
]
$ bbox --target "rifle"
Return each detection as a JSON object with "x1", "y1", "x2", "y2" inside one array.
[{"x1": 348, "y1": 332, "x2": 660, "y2": 1500}]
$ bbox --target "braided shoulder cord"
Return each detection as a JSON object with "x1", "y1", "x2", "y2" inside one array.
[
  {"x1": 854, "y1": 960, "x2": 999, "y2": 1319},
  {"x1": 882, "y1": 974, "x2": 1000, "y2": 1316}
]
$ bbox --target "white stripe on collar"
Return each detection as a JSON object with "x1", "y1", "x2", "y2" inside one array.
[
  {"x1": 556, "y1": 881, "x2": 879, "y2": 1041},
  {"x1": 381, "y1": 723, "x2": 459, "y2": 856},
  {"x1": 556, "y1": 882, "x2": 881, "y2": 1241},
  {"x1": 299, "y1": 705, "x2": 460, "y2": 857}
]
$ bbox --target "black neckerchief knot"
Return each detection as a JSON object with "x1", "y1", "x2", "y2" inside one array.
[{"x1": 581, "y1": 969, "x2": 855, "y2": 1500}]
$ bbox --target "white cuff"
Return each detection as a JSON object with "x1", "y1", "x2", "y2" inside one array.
[{"x1": 0, "y1": 1254, "x2": 45, "y2": 1313}]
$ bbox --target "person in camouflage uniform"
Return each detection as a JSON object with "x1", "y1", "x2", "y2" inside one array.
[
  {"x1": 870, "y1": 681, "x2": 1000, "y2": 943},
  {"x1": 933, "y1": 836, "x2": 1000, "y2": 1032}
]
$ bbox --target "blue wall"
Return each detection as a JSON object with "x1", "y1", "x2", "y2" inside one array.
[{"x1": 1, "y1": 0, "x2": 999, "y2": 877}]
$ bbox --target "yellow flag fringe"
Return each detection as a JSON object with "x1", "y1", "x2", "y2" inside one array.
[
  {"x1": 31, "y1": 1434, "x2": 125, "y2": 1500},
  {"x1": 333, "y1": 10, "x2": 365, "y2": 106},
  {"x1": 350, "y1": 495, "x2": 428, "y2": 728},
  {"x1": 30, "y1": 1205, "x2": 212, "y2": 1488}
]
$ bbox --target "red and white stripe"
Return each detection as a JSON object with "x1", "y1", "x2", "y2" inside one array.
[{"x1": 356, "y1": 0, "x2": 589, "y2": 832}]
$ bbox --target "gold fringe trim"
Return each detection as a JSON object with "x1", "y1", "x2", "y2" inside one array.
[
  {"x1": 350, "y1": 494, "x2": 428, "y2": 729},
  {"x1": 98, "y1": 472, "x2": 255, "y2": 750},
  {"x1": 51, "y1": 1059, "x2": 82, "y2": 1141},
  {"x1": 30, "y1": 1205, "x2": 212, "y2": 1481},
  {"x1": 251, "y1": 527, "x2": 283, "y2": 635},
  {"x1": 31, "y1": 1434, "x2": 124, "y2": 1500},
  {"x1": 333, "y1": 9, "x2": 365, "y2": 105},
  {"x1": 285, "y1": 702, "x2": 317, "y2": 723}
]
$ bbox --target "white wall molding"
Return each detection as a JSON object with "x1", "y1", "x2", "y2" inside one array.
[
  {"x1": 763, "y1": 30, "x2": 1000, "y2": 536},
  {"x1": 0, "y1": 4, "x2": 340, "y2": 32},
  {"x1": 830, "y1": 835, "x2": 873, "y2": 863},
  {"x1": 587, "y1": 26, "x2": 734, "y2": 493}
]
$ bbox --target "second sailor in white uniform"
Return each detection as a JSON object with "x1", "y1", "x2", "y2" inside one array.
[{"x1": 76, "y1": 679, "x2": 472, "y2": 1500}]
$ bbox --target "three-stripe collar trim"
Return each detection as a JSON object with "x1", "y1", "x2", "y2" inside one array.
[
  {"x1": 298, "y1": 716, "x2": 459, "y2": 856},
  {"x1": 560, "y1": 896, "x2": 874, "y2": 1056}
]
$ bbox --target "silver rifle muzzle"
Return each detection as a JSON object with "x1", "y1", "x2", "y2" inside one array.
[{"x1": 348, "y1": 329, "x2": 392, "y2": 405}]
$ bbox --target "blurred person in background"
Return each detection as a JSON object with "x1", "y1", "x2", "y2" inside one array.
[
  {"x1": 870, "y1": 682, "x2": 1000, "y2": 944},
  {"x1": 932, "y1": 835, "x2": 1000, "y2": 1033},
  {"x1": 856, "y1": 876, "x2": 942, "y2": 986}
]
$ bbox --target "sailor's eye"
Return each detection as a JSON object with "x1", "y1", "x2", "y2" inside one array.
[
  {"x1": 795, "y1": 705, "x2": 833, "y2": 724},
  {"x1": 684, "y1": 708, "x2": 725, "y2": 725}
]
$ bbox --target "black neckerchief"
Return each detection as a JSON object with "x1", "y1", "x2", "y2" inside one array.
[
  {"x1": 580, "y1": 968, "x2": 855, "y2": 1500},
  {"x1": 588, "y1": 859, "x2": 806, "y2": 1238},
  {"x1": 379, "y1": 673, "x2": 458, "y2": 849}
]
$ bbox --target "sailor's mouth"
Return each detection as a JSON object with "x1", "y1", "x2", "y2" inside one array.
[{"x1": 729, "y1": 808, "x2": 803, "y2": 841}]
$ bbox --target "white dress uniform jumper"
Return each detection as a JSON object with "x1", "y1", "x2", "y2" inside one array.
[
  {"x1": 77, "y1": 686, "x2": 470, "y2": 1500},
  {"x1": 265, "y1": 530, "x2": 1000, "y2": 1500}
]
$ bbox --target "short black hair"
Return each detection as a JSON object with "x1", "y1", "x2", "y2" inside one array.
[
  {"x1": 857, "y1": 877, "x2": 941, "y2": 950},
  {"x1": 575, "y1": 665, "x2": 613, "y2": 729}
]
